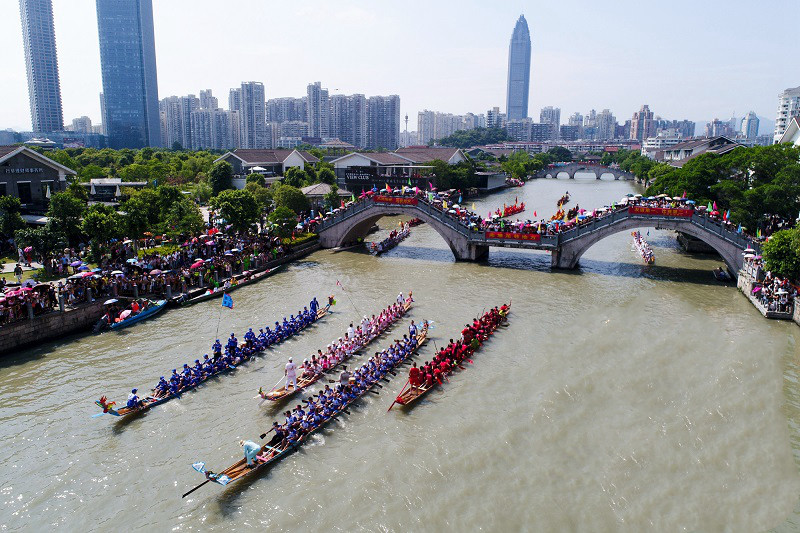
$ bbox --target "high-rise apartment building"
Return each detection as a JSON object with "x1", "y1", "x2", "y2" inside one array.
[
  {"x1": 96, "y1": 0, "x2": 160, "y2": 148},
  {"x1": 70, "y1": 116, "x2": 92, "y2": 134},
  {"x1": 506, "y1": 15, "x2": 531, "y2": 121},
  {"x1": 240, "y1": 82, "x2": 267, "y2": 148},
  {"x1": 630, "y1": 105, "x2": 655, "y2": 142},
  {"x1": 705, "y1": 118, "x2": 735, "y2": 138},
  {"x1": 19, "y1": 0, "x2": 63, "y2": 133},
  {"x1": 330, "y1": 94, "x2": 367, "y2": 148},
  {"x1": 160, "y1": 94, "x2": 198, "y2": 149},
  {"x1": 366, "y1": 95, "x2": 400, "y2": 150},
  {"x1": 539, "y1": 106, "x2": 561, "y2": 140},
  {"x1": 266, "y1": 97, "x2": 307, "y2": 124},
  {"x1": 596, "y1": 109, "x2": 616, "y2": 140},
  {"x1": 418, "y1": 110, "x2": 436, "y2": 145},
  {"x1": 190, "y1": 108, "x2": 239, "y2": 150},
  {"x1": 199, "y1": 89, "x2": 218, "y2": 110},
  {"x1": 568, "y1": 112, "x2": 584, "y2": 139},
  {"x1": 487, "y1": 107, "x2": 507, "y2": 129},
  {"x1": 307, "y1": 82, "x2": 330, "y2": 138},
  {"x1": 774, "y1": 86, "x2": 800, "y2": 143},
  {"x1": 741, "y1": 111, "x2": 759, "y2": 139}
]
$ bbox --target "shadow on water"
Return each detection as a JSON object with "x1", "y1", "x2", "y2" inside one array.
[{"x1": 0, "y1": 328, "x2": 94, "y2": 370}]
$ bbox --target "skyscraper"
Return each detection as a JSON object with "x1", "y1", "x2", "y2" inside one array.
[
  {"x1": 773, "y1": 86, "x2": 800, "y2": 143},
  {"x1": 366, "y1": 95, "x2": 400, "y2": 150},
  {"x1": 539, "y1": 106, "x2": 561, "y2": 140},
  {"x1": 307, "y1": 82, "x2": 330, "y2": 138},
  {"x1": 506, "y1": 15, "x2": 531, "y2": 121},
  {"x1": 96, "y1": 0, "x2": 160, "y2": 148},
  {"x1": 19, "y1": 0, "x2": 63, "y2": 133},
  {"x1": 741, "y1": 111, "x2": 759, "y2": 140},
  {"x1": 330, "y1": 94, "x2": 367, "y2": 148},
  {"x1": 630, "y1": 105, "x2": 655, "y2": 141},
  {"x1": 240, "y1": 82, "x2": 267, "y2": 148}
]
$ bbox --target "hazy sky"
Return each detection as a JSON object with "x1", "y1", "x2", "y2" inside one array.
[{"x1": 1, "y1": 0, "x2": 797, "y2": 134}]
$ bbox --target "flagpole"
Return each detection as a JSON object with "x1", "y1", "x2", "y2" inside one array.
[
  {"x1": 214, "y1": 302, "x2": 223, "y2": 340},
  {"x1": 336, "y1": 281, "x2": 362, "y2": 317}
]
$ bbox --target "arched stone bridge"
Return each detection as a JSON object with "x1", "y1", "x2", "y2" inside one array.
[
  {"x1": 535, "y1": 162, "x2": 636, "y2": 181},
  {"x1": 316, "y1": 196, "x2": 757, "y2": 274}
]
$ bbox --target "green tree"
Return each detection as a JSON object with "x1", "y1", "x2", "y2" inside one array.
[
  {"x1": 164, "y1": 198, "x2": 204, "y2": 236},
  {"x1": 211, "y1": 189, "x2": 260, "y2": 232},
  {"x1": 14, "y1": 224, "x2": 67, "y2": 274},
  {"x1": 315, "y1": 166, "x2": 336, "y2": 185},
  {"x1": 81, "y1": 204, "x2": 119, "y2": 260},
  {"x1": 246, "y1": 173, "x2": 266, "y2": 186},
  {"x1": 244, "y1": 182, "x2": 272, "y2": 209},
  {"x1": 268, "y1": 206, "x2": 297, "y2": 238},
  {"x1": 283, "y1": 167, "x2": 311, "y2": 188},
  {"x1": 79, "y1": 164, "x2": 105, "y2": 182},
  {"x1": 547, "y1": 146, "x2": 572, "y2": 162},
  {"x1": 193, "y1": 181, "x2": 213, "y2": 204},
  {"x1": 762, "y1": 229, "x2": 800, "y2": 280},
  {"x1": 323, "y1": 184, "x2": 340, "y2": 210},
  {"x1": 273, "y1": 184, "x2": 310, "y2": 213},
  {"x1": 434, "y1": 127, "x2": 509, "y2": 148},
  {"x1": 0, "y1": 196, "x2": 26, "y2": 238},
  {"x1": 47, "y1": 192, "x2": 86, "y2": 245},
  {"x1": 208, "y1": 161, "x2": 234, "y2": 195},
  {"x1": 118, "y1": 163, "x2": 150, "y2": 182}
]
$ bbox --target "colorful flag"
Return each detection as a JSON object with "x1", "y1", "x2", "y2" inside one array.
[
  {"x1": 713, "y1": 201, "x2": 718, "y2": 211},
  {"x1": 757, "y1": 228, "x2": 762, "y2": 238},
  {"x1": 443, "y1": 201, "x2": 448, "y2": 209},
  {"x1": 737, "y1": 224, "x2": 742, "y2": 233},
  {"x1": 341, "y1": 199, "x2": 345, "y2": 208},
  {"x1": 533, "y1": 210, "x2": 537, "y2": 217},
  {"x1": 351, "y1": 194, "x2": 355, "y2": 202},
  {"x1": 385, "y1": 183, "x2": 391, "y2": 192},
  {"x1": 336, "y1": 280, "x2": 344, "y2": 289},
  {"x1": 706, "y1": 201, "x2": 713, "y2": 211},
  {"x1": 472, "y1": 202, "x2": 476, "y2": 211},
  {"x1": 458, "y1": 194, "x2": 462, "y2": 204},
  {"x1": 429, "y1": 181, "x2": 434, "y2": 190},
  {"x1": 408, "y1": 177, "x2": 412, "y2": 186},
  {"x1": 682, "y1": 190, "x2": 687, "y2": 198},
  {"x1": 222, "y1": 293, "x2": 233, "y2": 309}
]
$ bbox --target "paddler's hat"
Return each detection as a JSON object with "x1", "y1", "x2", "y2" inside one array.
[{"x1": 132, "y1": 388, "x2": 137, "y2": 393}]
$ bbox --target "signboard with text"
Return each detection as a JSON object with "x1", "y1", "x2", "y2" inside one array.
[
  {"x1": 485, "y1": 231, "x2": 541, "y2": 241},
  {"x1": 373, "y1": 195, "x2": 418, "y2": 206},
  {"x1": 629, "y1": 206, "x2": 693, "y2": 217}
]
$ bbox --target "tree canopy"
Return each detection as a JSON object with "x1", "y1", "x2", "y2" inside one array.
[
  {"x1": 433, "y1": 128, "x2": 509, "y2": 148},
  {"x1": 762, "y1": 228, "x2": 800, "y2": 280},
  {"x1": 208, "y1": 161, "x2": 234, "y2": 195},
  {"x1": 211, "y1": 189, "x2": 260, "y2": 232},
  {"x1": 272, "y1": 184, "x2": 310, "y2": 214}
]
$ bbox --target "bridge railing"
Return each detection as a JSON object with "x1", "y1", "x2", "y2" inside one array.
[
  {"x1": 556, "y1": 206, "x2": 759, "y2": 252},
  {"x1": 316, "y1": 196, "x2": 474, "y2": 238}
]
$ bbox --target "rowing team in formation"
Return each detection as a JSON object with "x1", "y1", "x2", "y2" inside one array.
[
  {"x1": 368, "y1": 222, "x2": 410, "y2": 255},
  {"x1": 125, "y1": 297, "x2": 328, "y2": 408},
  {"x1": 631, "y1": 230, "x2": 654, "y2": 265},
  {"x1": 557, "y1": 192, "x2": 570, "y2": 207},
  {"x1": 495, "y1": 200, "x2": 525, "y2": 218},
  {"x1": 251, "y1": 324, "x2": 426, "y2": 462},
  {"x1": 263, "y1": 293, "x2": 412, "y2": 397}
]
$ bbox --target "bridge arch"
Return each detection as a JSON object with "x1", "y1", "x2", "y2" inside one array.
[
  {"x1": 536, "y1": 163, "x2": 635, "y2": 181},
  {"x1": 553, "y1": 217, "x2": 744, "y2": 273},
  {"x1": 317, "y1": 202, "x2": 487, "y2": 260}
]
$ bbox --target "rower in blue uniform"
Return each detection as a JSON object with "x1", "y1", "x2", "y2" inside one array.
[
  {"x1": 127, "y1": 389, "x2": 143, "y2": 409},
  {"x1": 212, "y1": 339, "x2": 222, "y2": 358}
]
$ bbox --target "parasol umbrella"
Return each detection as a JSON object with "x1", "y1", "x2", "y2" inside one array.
[
  {"x1": 686, "y1": 200, "x2": 696, "y2": 204},
  {"x1": 744, "y1": 253, "x2": 755, "y2": 259},
  {"x1": 224, "y1": 252, "x2": 233, "y2": 257},
  {"x1": 743, "y1": 248, "x2": 755, "y2": 253},
  {"x1": 81, "y1": 271, "x2": 94, "y2": 278},
  {"x1": 190, "y1": 260, "x2": 204, "y2": 269},
  {"x1": 150, "y1": 269, "x2": 162, "y2": 275},
  {"x1": 22, "y1": 279, "x2": 37, "y2": 288},
  {"x1": 111, "y1": 270, "x2": 124, "y2": 275},
  {"x1": 103, "y1": 299, "x2": 118, "y2": 305},
  {"x1": 119, "y1": 310, "x2": 131, "y2": 319},
  {"x1": 230, "y1": 248, "x2": 240, "y2": 252},
  {"x1": 24, "y1": 246, "x2": 32, "y2": 252},
  {"x1": 77, "y1": 265, "x2": 89, "y2": 271},
  {"x1": 777, "y1": 289, "x2": 789, "y2": 295},
  {"x1": 123, "y1": 239, "x2": 133, "y2": 244},
  {"x1": 633, "y1": 194, "x2": 643, "y2": 198},
  {"x1": 67, "y1": 274, "x2": 84, "y2": 280},
  {"x1": 70, "y1": 260, "x2": 82, "y2": 267},
  {"x1": 126, "y1": 258, "x2": 138, "y2": 264},
  {"x1": 92, "y1": 268, "x2": 102, "y2": 273}
]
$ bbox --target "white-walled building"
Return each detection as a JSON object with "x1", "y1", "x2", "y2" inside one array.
[{"x1": 774, "y1": 86, "x2": 800, "y2": 143}]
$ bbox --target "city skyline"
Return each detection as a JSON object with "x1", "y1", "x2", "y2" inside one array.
[{"x1": 1, "y1": 1, "x2": 796, "y2": 135}]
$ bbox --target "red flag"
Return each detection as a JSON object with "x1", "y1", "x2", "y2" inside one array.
[
  {"x1": 341, "y1": 199, "x2": 345, "y2": 208},
  {"x1": 534, "y1": 210, "x2": 537, "y2": 217}
]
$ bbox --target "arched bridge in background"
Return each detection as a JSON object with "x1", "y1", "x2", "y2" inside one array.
[
  {"x1": 316, "y1": 196, "x2": 757, "y2": 274},
  {"x1": 535, "y1": 162, "x2": 636, "y2": 181}
]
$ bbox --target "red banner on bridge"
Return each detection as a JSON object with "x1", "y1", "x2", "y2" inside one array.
[
  {"x1": 485, "y1": 231, "x2": 541, "y2": 241},
  {"x1": 629, "y1": 206, "x2": 693, "y2": 217},
  {"x1": 374, "y1": 195, "x2": 418, "y2": 206}
]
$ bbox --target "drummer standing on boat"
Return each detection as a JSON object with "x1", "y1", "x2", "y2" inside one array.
[
  {"x1": 240, "y1": 439, "x2": 261, "y2": 467},
  {"x1": 285, "y1": 358, "x2": 297, "y2": 390}
]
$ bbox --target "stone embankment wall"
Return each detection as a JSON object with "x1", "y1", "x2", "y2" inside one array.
[{"x1": 0, "y1": 299, "x2": 107, "y2": 355}]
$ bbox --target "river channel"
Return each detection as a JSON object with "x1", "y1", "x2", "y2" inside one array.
[{"x1": 1, "y1": 176, "x2": 799, "y2": 531}]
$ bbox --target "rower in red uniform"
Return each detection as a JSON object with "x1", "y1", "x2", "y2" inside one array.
[{"x1": 408, "y1": 362, "x2": 422, "y2": 391}]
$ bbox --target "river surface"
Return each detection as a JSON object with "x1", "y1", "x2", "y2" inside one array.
[{"x1": 2, "y1": 175, "x2": 800, "y2": 532}]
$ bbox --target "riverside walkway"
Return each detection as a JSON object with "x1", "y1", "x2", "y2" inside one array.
[{"x1": 317, "y1": 195, "x2": 757, "y2": 273}]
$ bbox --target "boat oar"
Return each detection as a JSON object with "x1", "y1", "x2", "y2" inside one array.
[
  {"x1": 259, "y1": 427, "x2": 275, "y2": 439},
  {"x1": 368, "y1": 390, "x2": 380, "y2": 395},
  {"x1": 91, "y1": 412, "x2": 106, "y2": 418},
  {"x1": 380, "y1": 378, "x2": 390, "y2": 383},
  {"x1": 388, "y1": 379, "x2": 410, "y2": 411},
  {"x1": 182, "y1": 479, "x2": 211, "y2": 498}
]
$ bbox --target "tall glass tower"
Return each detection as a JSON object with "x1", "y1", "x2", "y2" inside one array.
[
  {"x1": 96, "y1": 0, "x2": 160, "y2": 148},
  {"x1": 19, "y1": 0, "x2": 63, "y2": 133},
  {"x1": 506, "y1": 15, "x2": 531, "y2": 121}
]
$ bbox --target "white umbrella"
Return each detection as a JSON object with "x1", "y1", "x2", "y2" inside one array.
[
  {"x1": 744, "y1": 253, "x2": 755, "y2": 259},
  {"x1": 743, "y1": 248, "x2": 755, "y2": 253},
  {"x1": 777, "y1": 289, "x2": 788, "y2": 295},
  {"x1": 103, "y1": 299, "x2": 118, "y2": 305}
]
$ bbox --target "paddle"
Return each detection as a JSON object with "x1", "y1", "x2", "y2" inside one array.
[
  {"x1": 388, "y1": 379, "x2": 410, "y2": 411},
  {"x1": 368, "y1": 390, "x2": 379, "y2": 395},
  {"x1": 91, "y1": 412, "x2": 106, "y2": 418},
  {"x1": 182, "y1": 479, "x2": 211, "y2": 498},
  {"x1": 380, "y1": 378, "x2": 390, "y2": 383},
  {"x1": 259, "y1": 427, "x2": 275, "y2": 440}
]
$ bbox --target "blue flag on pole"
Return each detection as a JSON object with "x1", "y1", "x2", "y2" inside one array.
[{"x1": 222, "y1": 293, "x2": 233, "y2": 309}]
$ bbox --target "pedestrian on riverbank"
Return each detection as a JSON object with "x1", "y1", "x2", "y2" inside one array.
[{"x1": 14, "y1": 264, "x2": 23, "y2": 284}]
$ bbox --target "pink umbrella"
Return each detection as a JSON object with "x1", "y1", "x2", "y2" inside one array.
[
  {"x1": 81, "y1": 271, "x2": 94, "y2": 278},
  {"x1": 190, "y1": 260, "x2": 204, "y2": 269},
  {"x1": 119, "y1": 310, "x2": 132, "y2": 319},
  {"x1": 24, "y1": 246, "x2": 33, "y2": 252}
]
